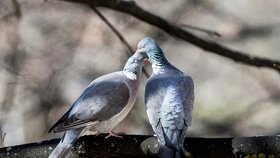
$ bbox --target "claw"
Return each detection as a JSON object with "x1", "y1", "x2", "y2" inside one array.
[{"x1": 105, "y1": 131, "x2": 123, "y2": 139}]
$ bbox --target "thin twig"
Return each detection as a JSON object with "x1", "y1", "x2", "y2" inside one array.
[
  {"x1": 92, "y1": 7, "x2": 150, "y2": 78},
  {"x1": 92, "y1": 7, "x2": 132, "y2": 58},
  {"x1": 61, "y1": 0, "x2": 280, "y2": 74},
  {"x1": 180, "y1": 24, "x2": 221, "y2": 37},
  {"x1": 11, "y1": 0, "x2": 21, "y2": 18},
  {"x1": 0, "y1": 133, "x2": 6, "y2": 148}
]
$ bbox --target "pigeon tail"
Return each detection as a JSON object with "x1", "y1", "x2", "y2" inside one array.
[
  {"x1": 158, "y1": 145, "x2": 186, "y2": 158},
  {"x1": 48, "y1": 128, "x2": 83, "y2": 158},
  {"x1": 162, "y1": 126, "x2": 182, "y2": 150}
]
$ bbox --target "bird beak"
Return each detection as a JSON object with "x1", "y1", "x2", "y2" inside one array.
[
  {"x1": 135, "y1": 49, "x2": 150, "y2": 63},
  {"x1": 144, "y1": 58, "x2": 150, "y2": 63}
]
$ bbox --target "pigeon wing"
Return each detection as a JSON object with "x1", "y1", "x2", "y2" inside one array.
[
  {"x1": 178, "y1": 74, "x2": 194, "y2": 145},
  {"x1": 145, "y1": 76, "x2": 166, "y2": 145},
  {"x1": 49, "y1": 78, "x2": 130, "y2": 133}
]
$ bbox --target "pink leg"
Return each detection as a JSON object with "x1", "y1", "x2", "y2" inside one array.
[{"x1": 105, "y1": 131, "x2": 123, "y2": 139}]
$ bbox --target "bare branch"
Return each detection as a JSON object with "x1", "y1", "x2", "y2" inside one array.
[
  {"x1": 92, "y1": 7, "x2": 150, "y2": 77},
  {"x1": 0, "y1": 133, "x2": 6, "y2": 148},
  {"x1": 92, "y1": 8, "x2": 132, "y2": 58},
  {"x1": 180, "y1": 24, "x2": 221, "y2": 37},
  {"x1": 60, "y1": 0, "x2": 280, "y2": 73},
  {"x1": 11, "y1": 0, "x2": 21, "y2": 18},
  {"x1": 0, "y1": 0, "x2": 22, "y2": 150}
]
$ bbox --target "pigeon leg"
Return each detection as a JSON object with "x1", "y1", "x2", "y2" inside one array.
[{"x1": 105, "y1": 131, "x2": 124, "y2": 139}]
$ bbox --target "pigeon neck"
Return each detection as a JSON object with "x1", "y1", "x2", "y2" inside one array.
[
  {"x1": 123, "y1": 67, "x2": 140, "y2": 80},
  {"x1": 149, "y1": 49, "x2": 171, "y2": 74}
]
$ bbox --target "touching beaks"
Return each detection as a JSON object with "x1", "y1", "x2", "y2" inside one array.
[
  {"x1": 144, "y1": 58, "x2": 150, "y2": 63},
  {"x1": 135, "y1": 49, "x2": 150, "y2": 63}
]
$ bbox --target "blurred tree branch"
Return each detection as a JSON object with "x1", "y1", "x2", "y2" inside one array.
[
  {"x1": 180, "y1": 24, "x2": 221, "y2": 37},
  {"x1": 11, "y1": 0, "x2": 21, "y2": 18},
  {"x1": 92, "y1": 8, "x2": 133, "y2": 58},
  {"x1": 0, "y1": 0, "x2": 22, "y2": 146},
  {"x1": 2, "y1": 0, "x2": 21, "y2": 110},
  {"x1": 2, "y1": 0, "x2": 21, "y2": 112},
  {"x1": 60, "y1": 0, "x2": 280, "y2": 73},
  {"x1": 92, "y1": 7, "x2": 150, "y2": 77},
  {"x1": 0, "y1": 133, "x2": 5, "y2": 148}
]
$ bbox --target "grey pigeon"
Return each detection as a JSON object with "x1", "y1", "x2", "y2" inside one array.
[
  {"x1": 48, "y1": 51, "x2": 148, "y2": 158},
  {"x1": 137, "y1": 37, "x2": 194, "y2": 158}
]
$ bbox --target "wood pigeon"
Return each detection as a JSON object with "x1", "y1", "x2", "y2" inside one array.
[
  {"x1": 137, "y1": 37, "x2": 194, "y2": 158},
  {"x1": 48, "y1": 51, "x2": 148, "y2": 158}
]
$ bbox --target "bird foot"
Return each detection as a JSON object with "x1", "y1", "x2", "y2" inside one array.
[{"x1": 105, "y1": 131, "x2": 123, "y2": 139}]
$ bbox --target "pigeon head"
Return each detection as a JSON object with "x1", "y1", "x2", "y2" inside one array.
[
  {"x1": 136, "y1": 37, "x2": 170, "y2": 67},
  {"x1": 136, "y1": 37, "x2": 163, "y2": 58},
  {"x1": 128, "y1": 51, "x2": 149, "y2": 66},
  {"x1": 123, "y1": 51, "x2": 148, "y2": 80}
]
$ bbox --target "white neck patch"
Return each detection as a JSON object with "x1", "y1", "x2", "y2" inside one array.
[
  {"x1": 152, "y1": 63, "x2": 165, "y2": 74},
  {"x1": 124, "y1": 71, "x2": 137, "y2": 80}
]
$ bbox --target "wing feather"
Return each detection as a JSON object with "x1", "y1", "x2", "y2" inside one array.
[
  {"x1": 49, "y1": 78, "x2": 130, "y2": 133},
  {"x1": 145, "y1": 75, "x2": 166, "y2": 145}
]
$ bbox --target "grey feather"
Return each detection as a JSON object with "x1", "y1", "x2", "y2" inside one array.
[{"x1": 48, "y1": 128, "x2": 84, "y2": 158}]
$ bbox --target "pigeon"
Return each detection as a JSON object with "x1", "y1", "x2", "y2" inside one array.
[
  {"x1": 48, "y1": 51, "x2": 148, "y2": 158},
  {"x1": 136, "y1": 37, "x2": 194, "y2": 158}
]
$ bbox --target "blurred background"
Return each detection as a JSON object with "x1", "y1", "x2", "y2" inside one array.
[{"x1": 0, "y1": 0, "x2": 280, "y2": 147}]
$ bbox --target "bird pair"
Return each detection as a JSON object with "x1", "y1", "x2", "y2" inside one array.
[{"x1": 48, "y1": 37, "x2": 194, "y2": 158}]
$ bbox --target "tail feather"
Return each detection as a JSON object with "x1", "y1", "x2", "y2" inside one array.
[
  {"x1": 158, "y1": 145, "x2": 175, "y2": 158},
  {"x1": 162, "y1": 127, "x2": 182, "y2": 150},
  {"x1": 158, "y1": 145, "x2": 188, "y2": 158},
  {"x1": 48, "y1": 128, "x2": 83, "y2": 158},
  {"x1": 175, "y1": 147, "x2": 186, "y2": 158},
  {"x1": 48, "y1": 141, "x2": 73, "y2": 158}
]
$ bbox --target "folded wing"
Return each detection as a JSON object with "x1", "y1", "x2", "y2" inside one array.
[{"x1": 49, "y1": 80, "x2": 130, "y2": 133}]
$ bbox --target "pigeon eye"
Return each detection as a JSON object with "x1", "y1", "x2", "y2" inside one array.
[{"x1": 139, "y1": 45, "x2": 145, "y2": 49}]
